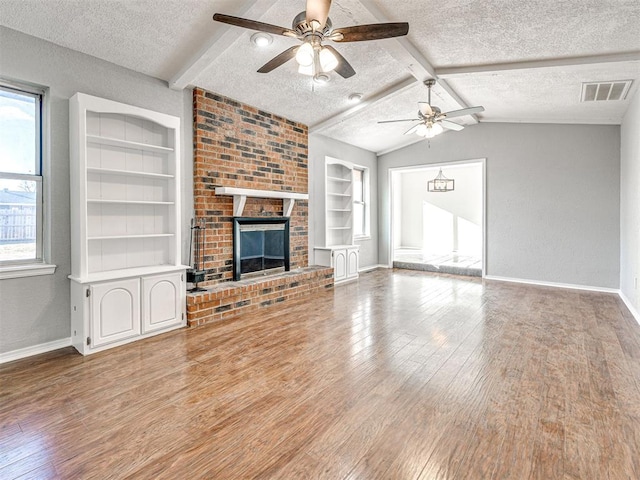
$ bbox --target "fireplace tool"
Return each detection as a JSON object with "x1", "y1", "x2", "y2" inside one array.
[{"x1": 187, "y1": 218, "x2": 206, "y2": 292}]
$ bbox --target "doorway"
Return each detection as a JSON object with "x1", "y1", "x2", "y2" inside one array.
[{"x1": 390, "y1": 160, "x2": 485, "y2": 277}]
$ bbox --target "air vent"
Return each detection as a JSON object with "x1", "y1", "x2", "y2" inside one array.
[{"x1": 581, "y1": 80, "x2": 633, "y2": 102}]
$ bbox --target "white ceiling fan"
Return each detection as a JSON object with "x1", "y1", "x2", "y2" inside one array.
[
  {"x1": 213, "y1": 0, "x2": 409, "y2": 82},
  {"x1": 379, "y1": 80, "x2": 485, "y2": 138}
]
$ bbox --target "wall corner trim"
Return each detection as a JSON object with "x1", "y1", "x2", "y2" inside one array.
[
  {"x1": 618, "y1": 291, "x2": 640, "y2": 327},
  {"x1": 483, "y1": 275, "x2": 620, "y2": 294},
  {"x1": 0, "y1": 337, "x2": 72, "y2": 364}
]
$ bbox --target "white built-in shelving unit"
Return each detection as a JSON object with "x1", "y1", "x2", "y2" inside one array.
[
  {"x1": 315, "y1": 158, "x2": 359, "y2": 283},
  {"x1": 69, "y1": 93, "x2": 187, "y2": 355}
]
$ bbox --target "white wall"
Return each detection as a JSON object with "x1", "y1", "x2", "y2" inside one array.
[
  {"x1": 0, "y1": 27, "x2": 193, "y2": 355},
  {"x1": 620, "y1": 89, "x2": 640, "y2": 311},
  {"x1": 378, "y1": 123, "x2": 620, "y2": 289},
  {"x1": 308, "y1": 134, "x2": 378, "y2": 268},
  {"x1": 397, "y1": 163, "x2": 482, "y2": 249}
]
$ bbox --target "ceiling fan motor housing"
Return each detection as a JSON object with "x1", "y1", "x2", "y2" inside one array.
[{"x1": 293, "y1": 11, "x2": 333, "y2": 36}]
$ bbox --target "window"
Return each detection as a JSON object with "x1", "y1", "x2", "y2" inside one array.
[
  {"x1": 353, "y1": 166, "x2": 370, "y2": 238},
  {"x1": 0, "y1": 81, "x2": 54, "y2": 278}
]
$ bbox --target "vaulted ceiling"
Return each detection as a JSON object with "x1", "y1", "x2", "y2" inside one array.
[{"x1": 1, "y1": 0, "x2": 638, "y2": 153}]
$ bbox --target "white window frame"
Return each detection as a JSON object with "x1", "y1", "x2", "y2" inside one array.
[
  {"x1": 0, "y1": 80, "x2": 55, "y2": 279},
  {"x1": 353, "y1": 165, "x2": 370, "y2": 240}
]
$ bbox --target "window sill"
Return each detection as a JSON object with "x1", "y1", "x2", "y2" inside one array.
[
  {"x1": 354, "y1": 235, "x2": 371, "y2": 241},
  {"x1": 0, "y1": 263, "x2": 57, "y2": 280}
]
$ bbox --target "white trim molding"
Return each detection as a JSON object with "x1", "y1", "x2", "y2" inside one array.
[
  {"x1": 359, "y1": 264, "x2": 391, "y2": 273},
  {"x1": 0, "y1": 337, "x2": 71, "y2": 364},
  {"x1": 483, "y1": 275, "x2": 620, "y2": 294},
  {"x1": 0, "y1": 262, "x2": 56, "y2": 280},
  {"x1": 619, "y1": 291, "x2": 640, "y2": 327}
]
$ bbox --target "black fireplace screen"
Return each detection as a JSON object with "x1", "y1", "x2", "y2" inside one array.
[{"x1": 233, "y1": 217, "x2": 290, "y2": 281}]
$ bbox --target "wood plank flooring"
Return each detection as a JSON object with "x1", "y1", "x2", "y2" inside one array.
[{"x1": 1, "y1": 269, "x2": 639, "y2": 479}]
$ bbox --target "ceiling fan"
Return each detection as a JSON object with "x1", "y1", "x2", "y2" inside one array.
[
  {"x1": 213, "y1": 0, "x2": 409, "y2": 82},
  {"x1": 378, "y1": 80, "x2": 485, "y2": 138}
]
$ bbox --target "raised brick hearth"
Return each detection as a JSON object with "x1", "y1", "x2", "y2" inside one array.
[
  {"x1": 189, "y1": 88, "x2": 330, "y2": 327},
  {"x1": 187, "y1": 266, "x2": 333, "y2": 327}
]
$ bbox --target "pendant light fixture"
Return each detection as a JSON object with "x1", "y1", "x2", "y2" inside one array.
[{"x1": 427, "y1": 168, "x2": 454, "y2": 192}]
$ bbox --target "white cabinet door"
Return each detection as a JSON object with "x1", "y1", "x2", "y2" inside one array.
[
  {"x1": 90, "y1": 278, "x2": 141, "y2": 347},
  {"x1": 142, "y1": 273, "x2": 183, "y2": 333},
  {"x1": 333, "y1": 248, "x2": 347, "y2": 282},
  {"x1": 347, "y1": 248, "x2": 359, "y2": 279}
]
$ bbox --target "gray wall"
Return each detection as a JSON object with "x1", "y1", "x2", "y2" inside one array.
[
  {"x1": 0, "y1": 27, "x2": 193, "y2": 354},
  {"x1": 308, "y1": 134, "x2": 379, "y2": 268},
  {"x1": 620, "y1": 89, "x2": 640, "y2": 309},
  {"x1": 378, "y1": 123, "x2": 620, "y2": 288}
]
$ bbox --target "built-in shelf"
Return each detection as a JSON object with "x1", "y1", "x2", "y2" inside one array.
[
  {"x1": 87, "y1": 199, "x2": 174, "y2": 205},
  {"x1": 215, "y1": 186, "x2": 309, "y2": 217},
  {"x1": 88, "y1": 233, "x2": 174, "y2": 241},
  {"x1": 87, "y1": 167, "x2": 173, "y2": 179},
  {"x1": 327, "y1": 176, "x2": 351, "y2": 183},
  {"x1": 87, "y1": 134, "x2": 174, "y2": 154}
]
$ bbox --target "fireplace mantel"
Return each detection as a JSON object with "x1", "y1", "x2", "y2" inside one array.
[{"x1": 215, "y1": 187, "x2": 309, "y2": 217}]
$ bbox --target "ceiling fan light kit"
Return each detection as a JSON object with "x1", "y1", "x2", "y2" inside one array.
[{"x1": 212, "y1": 0, "x2": 409, "y2": 81}]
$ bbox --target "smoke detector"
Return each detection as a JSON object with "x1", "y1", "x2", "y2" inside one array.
[{"x1": 581, "y1": 80, "x2": 633, "y2": 102}]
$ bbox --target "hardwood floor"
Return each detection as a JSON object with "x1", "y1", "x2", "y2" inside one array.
[{"x1": 1, "y1": 269, "x2": 639, "y2": 479}]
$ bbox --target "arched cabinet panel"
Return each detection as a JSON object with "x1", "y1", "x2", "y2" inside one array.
[
  {"x1": 142, "y1": 273, "x2": 182, "y2": 333},
  {"x1": 90, "y1": 278, "x2": 141, "y2": 347}
]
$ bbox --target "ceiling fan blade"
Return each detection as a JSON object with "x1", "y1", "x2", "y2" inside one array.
[
  {"x1": 323, "y1": 45, "x2": 355, "y2": 78},
  {"x1": 257, "y1": 46, "x2": 299, "y2": 73},
  {"x1": 440, "y1": 120, "x2": 464, "y2": 131},
  {"x1": 418, "y1": 102, "x2": 432, "y2": 116},
  {"x1": 330, "y1": 23, "x2": 409, "y2": 42},
  {"x1": 213, "y1": 13, "x2": 297, "y2": 37},
  {"x1": 403, "y1": 123, "x2": 422, "y2": 135},
  {"x1": 442, "y1": 106, "x2": 485, "y2": 119},
  {"x1": 378, "y1": 118, "x2": 420, "y2": 124},
  {"x1": 306, "y1": 0, "x2": 332, "y2": 30}
]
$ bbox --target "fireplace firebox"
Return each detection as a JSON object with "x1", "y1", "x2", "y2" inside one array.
[{"x1": 233, "y1": 217, "x2": 290, "y2": 281}]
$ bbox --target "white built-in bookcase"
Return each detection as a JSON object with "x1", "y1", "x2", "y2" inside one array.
[
  {"x1": 69, "y1": 93, "x2": 186, "y2": 355},
  {"x1": 314, "y1": 157, "x2": 359, "y2": 283},
  {"x1": 325, "y1": 159, "x2": 354, "y2": 247}
]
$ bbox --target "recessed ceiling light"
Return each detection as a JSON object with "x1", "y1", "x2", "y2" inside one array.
[
  {"x1": 348, "y1": 93, "x2": 363, "y2": 103},
  {"x1": 250, "y1": 32, "x2": 273, "y2": 47},
  {"x1": 313, "y1": 73, "x2": 330, "y2": 84}
]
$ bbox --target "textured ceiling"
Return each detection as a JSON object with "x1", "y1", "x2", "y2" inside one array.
[{"x1": 1, "y1": 0, "x2": 638, "y2": 153}]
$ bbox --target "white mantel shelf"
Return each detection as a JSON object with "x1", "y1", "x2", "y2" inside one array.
[{"x1": 215, "y1": 187, "x2": 309, "y2": 217}]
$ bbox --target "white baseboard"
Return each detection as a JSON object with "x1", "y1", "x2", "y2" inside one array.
[
  {"x1": 483, "y1": 275, "x2": 620, "y2": 294},
  {"x1": 619, "y1": 291, "x2": 640, "y2": 327},
  {"x1": 0, "y1": 337, "x2": 72, "y2": 364},
  {"x1": 359, "y1": 264, "x2": 391, "y2": 273}
]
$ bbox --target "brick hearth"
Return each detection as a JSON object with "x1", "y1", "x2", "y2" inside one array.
[{"x1": 187, "y1": 266, "x2": 334, "y2": 327}]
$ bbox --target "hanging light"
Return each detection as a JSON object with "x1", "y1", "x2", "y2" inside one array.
[{"x1": 427, "y1": 168, "x2": 455, "y2": 192}]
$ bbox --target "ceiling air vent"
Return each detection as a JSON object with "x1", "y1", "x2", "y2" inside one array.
[{"x1": 581, "y1": 80, "x2": 633, "y2": 102}]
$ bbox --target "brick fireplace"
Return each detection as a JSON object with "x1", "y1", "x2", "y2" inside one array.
[{"x1": 187, "y1": 88, "x2": 333, "y2": 327}]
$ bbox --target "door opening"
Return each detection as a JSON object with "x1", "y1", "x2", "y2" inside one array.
[{"x1": 390, "y1": 160, "x2": 485, "y2": 277}]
